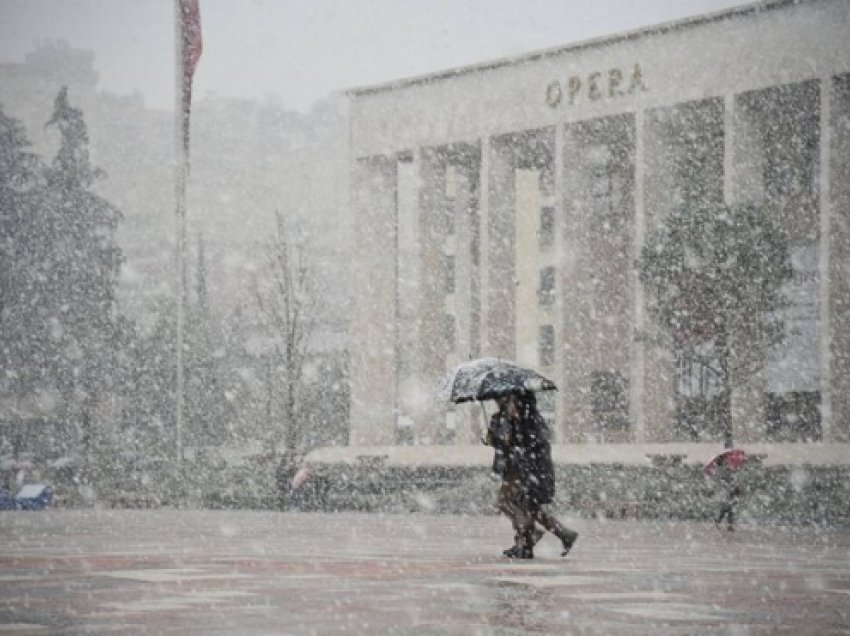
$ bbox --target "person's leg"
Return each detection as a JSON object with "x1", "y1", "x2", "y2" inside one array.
[
  {"x1": 497, "y1": 481, "x2": 521, "y2": 553},
  {"x1": 534, "y1": 506, "x2": 579, "y2": 556},
  {"x1": 515, "y1": 497, "x2": 538, "y2": 558},
  {"x1": 716, "y1": 501, "x2": 733, "y2": 526},
  {"x1": 498, "y1": 480, "x2": 534, "y2": 558}
]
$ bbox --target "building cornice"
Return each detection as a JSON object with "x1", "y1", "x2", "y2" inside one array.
[{"x1": 346, "y1": 0, "x2": 814, "y2": 99}]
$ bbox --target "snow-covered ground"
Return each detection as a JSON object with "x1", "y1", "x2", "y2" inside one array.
[{"x1": 0, "y1": 509, "x2": 847, "y2": 634}]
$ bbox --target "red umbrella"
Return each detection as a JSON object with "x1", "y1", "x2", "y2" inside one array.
[
  {"x1": 704, "y1": 448, "x2": 747, "y2": 476},
  {"x1": 290, "y1": 467, "x2": 310, "y2": 490}
]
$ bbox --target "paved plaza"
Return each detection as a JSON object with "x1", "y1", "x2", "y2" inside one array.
[{"x1": 1, "y1": 510, "x2": 849, "y2": 634}]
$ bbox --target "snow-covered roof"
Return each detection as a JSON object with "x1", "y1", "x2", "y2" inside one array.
[{"x1": 346, "y1": 0, "x2": 795, "y2": 99}]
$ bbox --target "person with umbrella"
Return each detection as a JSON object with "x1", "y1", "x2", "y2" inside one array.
[
  {"x1": 485, "y1": 391, "x2": 578, "y2": 559},
  {"x1": 442, "y1": 358, "x2": 578, "y2": 559},
  {"x1": 704, "y1": 448, "x2": 747, "y2": 532}
]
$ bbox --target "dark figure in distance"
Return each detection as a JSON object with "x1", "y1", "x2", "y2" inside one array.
[
  {"x1": 714, "y1": 455, "x2": 740, "y2": 531},
  {"x1": 485, "y1": 392, "x2": 578, "y2": 559},
  {"x1": 275, "y1": 451, "x2": 298, "y2": 510}
]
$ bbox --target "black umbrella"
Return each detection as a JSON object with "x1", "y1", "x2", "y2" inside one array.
[{"x1": 440, "y1": 357, "x2": 557, "y2": 404}]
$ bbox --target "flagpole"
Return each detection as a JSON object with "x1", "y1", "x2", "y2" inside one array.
[{"x1": 174, "y1": 0, "x2": 188, "y2": 463}]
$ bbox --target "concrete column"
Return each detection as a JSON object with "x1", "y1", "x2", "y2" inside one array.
[
  {"x1": 729, "y1": 95, "x2": 763, "y2": 207},
  {"x1": 723, "y1": 94, "x2": 736, "y2": 204},
  {"x1": 553, "y1": 123, "x2": 566, "y2": 443},
  {"x1": 640, "y1": 112, "x2": 677, "y2": 441},
  {"x1": 828, "y1": 75, "x2": 850, "y2": 442},
  {"x1": 452, "y1": 165, "x2": 476, "y2": 445},
  {"x1": 819, "y1": 76, "x2": 832, "y2": 441},
  {"x1": 479, "y1": 138, "x2": 492, "y2": 354},
  {"x1": 514, "y1": 168, "x2": 540, "y2": 366},
  {"x1": 417, "y1": 151, "x2": 448, "y2": 444},
  {"x1": 453, "y1": 166, "x2": 473, "y2": 364},
  {"x1": 726, "y1": 91, "x2": 767, "y2": 443},
  {"x1": 396, "y1": 153, "x2": 423, "y2": 440},
  {"x1": 560, "y1": 125, "x2": 592, "y2": 442},
  {"x1": 349, "y1": 156, "x2": 399, "y2": 446},
  {"x1": 631, "y1": 110, "x2": 646, "y2": 442},
  {"x1": 486, "y1": 145, "x2": 516, "y2": 359}
]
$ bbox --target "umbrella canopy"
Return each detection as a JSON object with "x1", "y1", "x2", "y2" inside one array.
[
  {"x1": 704, "y1": 448, "x2": 747, "y2": 476},
  {"x1": 440, "y1": 357, "x2": 557, "y2": 404},
  {"x1": 291, "y1": 467, "x2": 310, "y2": 490}
]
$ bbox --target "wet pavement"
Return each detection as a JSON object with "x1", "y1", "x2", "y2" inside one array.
[{"x1": 1, "y1": 510, "x2": 849, "y2": 634}]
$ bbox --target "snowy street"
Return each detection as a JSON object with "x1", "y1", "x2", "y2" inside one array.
[{"x1": 1, "y1": 510, "x2": 848, "y2": 634}]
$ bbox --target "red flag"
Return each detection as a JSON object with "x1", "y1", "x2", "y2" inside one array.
[{"x1": 179, "y1": 0, "x2": 203, "y2": 152}]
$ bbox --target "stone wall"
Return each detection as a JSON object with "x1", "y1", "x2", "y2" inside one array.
[
  {"x1": 44, "y1": 451, "x2": 850, "y2": 526},
  {"x1": 294, "y1": 458, "x2": 850, "y2": 526}
]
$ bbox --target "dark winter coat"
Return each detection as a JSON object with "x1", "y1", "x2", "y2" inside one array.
[{"x1": 486, "y1": 404, "x2": 555, "y2": 506}]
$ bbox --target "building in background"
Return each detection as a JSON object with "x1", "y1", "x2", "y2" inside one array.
[
  {"x1": 347, "y1": 0, "x2": 850, "y2": 447},
  {"x1": 1, "y1": 42, "x2": 352, "y2": 451},
  {"x1": 0, "y1": 41, "x2": 350, "y2": 333}
]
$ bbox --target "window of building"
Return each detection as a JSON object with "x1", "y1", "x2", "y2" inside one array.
[
  {"x1": 446, "y1": 165, "x2": 458, "y2": 197},
  {"x1": 539, "y1": 206, "x2": 555, "y2": 249},
  {"x1": 442, "y1": 411, "x2": 458, "y2": 444},
  {"x1": 676, "y1": 345, "x2": 722, "y2": 399},
  {"x1": 537, "y1": 389, "x2": 557, "y2": 430},
  {"x1": 395, "y1": 414, "x2": 415, "y2": 445},
  {"x1": 539, "y1": 325, "x2": 555, "y2": 367},
  {"x1": 444, "y1": 203, "x2": 455, "y2": 236},
  {"x1": 444, "y1": 314, "x2": 456, "y2": 350},
  {"x1": 765, "y1": 391, "x2": 822, "y2": 442},
  {"x1": 445, "y1": 254, "x2": 455, "y2": 293},
  {"x1": 538, "y1": 266, "x2": 556, "y2": 307},
  {"x1": 591, "y1": 370, "x2": 629, "y2": 431},
  {"x1": 589, "y1": 164, "x2": 612, "y2": 200},
  {"x1": 444, "y1": 165, "x2": 458, "y2": 235},
  {"x1": 538, "y1": 165, "x2": 556, "y2": 197}
]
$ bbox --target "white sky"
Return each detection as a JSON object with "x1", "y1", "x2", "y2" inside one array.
[{"x1": 2, "y1": 0, "x2": 753, "y2": 112}]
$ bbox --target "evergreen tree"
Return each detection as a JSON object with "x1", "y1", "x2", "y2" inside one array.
[
  {"x1": 121, "y1": 301, "x2": 176, "y2": 457},
  {"x1": 638, "y1": 202, "x2": 791, "y2": 445},
  {"x1": 0, "y1": 106, "x2": 52, "y2": 443},
  {"x1": 41, "y1": 87, "x2": 123, "y2": 450}
]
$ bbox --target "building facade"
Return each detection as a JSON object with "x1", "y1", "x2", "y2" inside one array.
[{"x1": 347, "y1": 0, "x2": 850, "y2": 447}]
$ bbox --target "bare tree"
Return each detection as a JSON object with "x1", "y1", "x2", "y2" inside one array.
[{"x1": 254, "y1": 211, "x2": 316, "y2": 453}]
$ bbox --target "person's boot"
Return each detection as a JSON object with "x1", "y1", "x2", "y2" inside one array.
[
  {"x1": 503, "y1": 528, "x2": 536, "y2": 559},
  {"x1": 503, "y1": 531, "x2": 522, "y2": 557},
  {"x1": 502, "y1": 545, "x2": 533, "y2": 559},
  {"x1": 537, "y1": 511, "x2": 579, "y2": 557},
  {"x1": 551, "y1": 523, "x2": 578, "y2": 556},
  {"x1": 520, "y1": 529, "x2": 536, "y2": 559},
  {"x1": 557, "y1": 529, "x2": 578, "y2": 556},
  {"x1": 503, "y1": 527, "x2": 543, "y2": 557}
]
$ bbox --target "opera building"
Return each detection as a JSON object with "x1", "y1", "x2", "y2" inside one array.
[{"x1": 345, "y1": 0, "x2": 850, "y2": 452}]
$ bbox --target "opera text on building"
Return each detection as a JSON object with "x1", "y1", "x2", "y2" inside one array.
[{"x1": 346, "y1": 0, "x2": 850, "y2": 450}]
